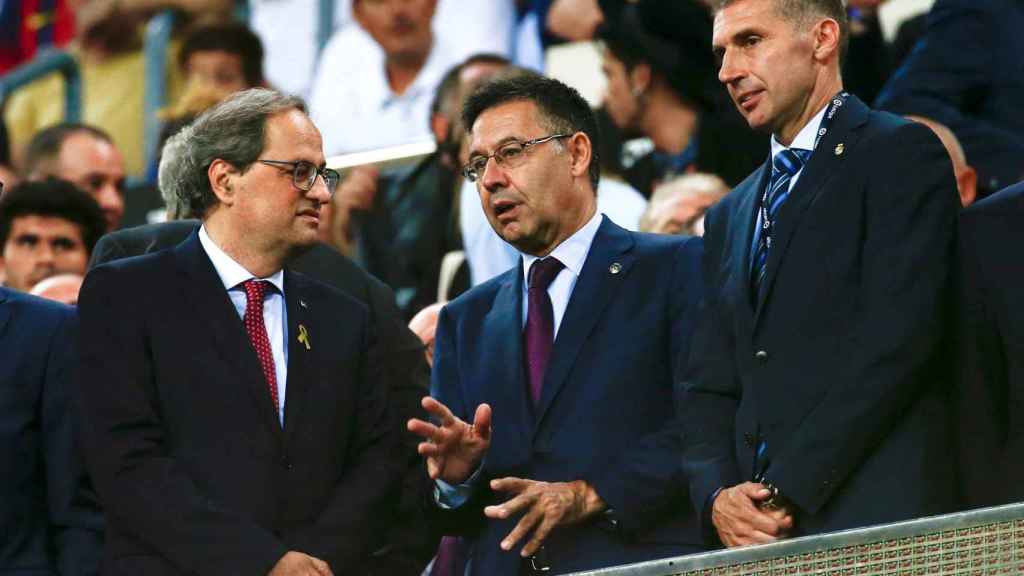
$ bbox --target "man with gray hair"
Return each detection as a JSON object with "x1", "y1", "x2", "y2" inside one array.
[{"x1": 76, "y1": 88, "x2": 402, "y2": 576}]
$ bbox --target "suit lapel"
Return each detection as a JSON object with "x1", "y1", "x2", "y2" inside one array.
[
  {"x1": 483, "y1": 266, "x2": 534, "y2": 456},
  {"x1": 533, "y1": 217, "x2": 634, "y2": 432},
  {"x1": 173, "y1": 232, "x2": 284, "y2": 444},
  {"x1": 283, "y1": 271, "x2": 314, "y2": 446},
  {"x1": 754, "y1": 96, "x2": 870, "y2": 326}
]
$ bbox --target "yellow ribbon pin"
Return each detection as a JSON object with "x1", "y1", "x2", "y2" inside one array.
[{"x1": 297, "y1": 324, "x2": 311, "y2": 350}]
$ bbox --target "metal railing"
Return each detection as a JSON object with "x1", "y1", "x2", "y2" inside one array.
[
  {"x1": 0, "y1": 49, "x2": 81, "y2": 122},
  {"x1": 570, "y1": 503, "x2": 1024, "y2": 576}
]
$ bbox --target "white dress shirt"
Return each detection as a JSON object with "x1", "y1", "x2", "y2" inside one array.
[
  {"x1": 520, "y1": 209, "x2": 603, "y2": 337},
  {"x1": 199, "y1": 226, "x2": 288, "y2": 425},
  {"x1": 769, "y1": 102, "x2": 830, "y2": 190}
]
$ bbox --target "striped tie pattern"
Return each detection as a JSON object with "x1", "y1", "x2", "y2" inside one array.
[{"x1": 751, "y1": 148, "x2": 811, "y2": 294}]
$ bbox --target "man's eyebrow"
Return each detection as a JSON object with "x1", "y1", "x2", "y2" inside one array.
[{"x1": 468, "y1": 136, "x2": 524, "y2": 157}]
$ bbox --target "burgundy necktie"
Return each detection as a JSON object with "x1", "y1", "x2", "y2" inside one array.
[
  {"x1": 242, "y1": 279, "x2": 279, "y2": 416},
  {"x1": 524, "y1": 257, "x2": 564, "y2": 406}
]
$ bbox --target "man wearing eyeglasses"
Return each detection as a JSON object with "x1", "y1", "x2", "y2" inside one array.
[
  {"x1": 76, "y1": 89, "x2": 402, "y2": 576},
  {"x1": 407, "y1": 75, "x2": 706, "y2": 575}
]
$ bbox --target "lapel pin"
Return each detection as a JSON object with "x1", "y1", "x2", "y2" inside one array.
[
  {"x1": 834, "y1": 143, "x2": 845, "y2": 156},
  {"x1": 299, "y1": 299, "x2": 308, "y2": 309},
  {"x1": 609, "y1": 262, "x2": 622, "y2": 275},
  {"x1": 297, "y1": 324, "x2": 311, "y2": 350}
]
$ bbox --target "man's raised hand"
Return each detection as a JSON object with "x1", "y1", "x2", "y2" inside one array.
[{"x1": 407, "y1": 397, "x2": 491, "y2": 485}]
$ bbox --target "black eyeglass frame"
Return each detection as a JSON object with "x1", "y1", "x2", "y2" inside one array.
[
  {"x1": 258, "y1": 159, "x2": 341, "y2": 194},
  {"x1": 461, "y1": 133, "x2": 572, "y2": 183}
]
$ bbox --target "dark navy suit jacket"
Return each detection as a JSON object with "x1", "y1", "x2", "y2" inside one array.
[
  {"x1": 956, "y1": 181, "x2": 1024, "y2": 508},
  {"x1": 875, "y1": 0, "x2": 1024, "y2": 193},
  {"x1": 680, "y1": 95, "x2": 961, "y2": 539},
  {"x1": 428, "y1": 217, "x2": 705, "y2": 575},
  {"x1": 0, "y1": 288, "x2": 102, "y2": 575},
  {"x1": 76, "y1": 232, "x2": 401, "y2": 575}
]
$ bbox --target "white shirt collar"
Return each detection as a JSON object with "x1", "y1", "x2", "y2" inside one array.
[
  {"x1": 380, "y1": 37, "x2": 454, "y2": 107},
  {"x1": 770, "y1": 102, "x2": 829, "y2": 157},
  {"x1": 198, "y1": 225, "x2": 285, "y2": 294},
  {"x1": 521, "y1": 210, "x2": 603, "y2": 287}
]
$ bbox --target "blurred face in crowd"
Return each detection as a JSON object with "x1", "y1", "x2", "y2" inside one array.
[
  {"x1": 218, "y1": 109, "x2": 331, "y2": 255},
  {"x1": 468, "y1": 100, "x2": 596, "y2": 257},
  {"x1": 600, "y1": 47, "x2": 643, "y2": 132},
  {"x1": 354, "y1": 0, "x2": 437, "y2": 61},
  {"x1": 712, "y1": 0, "x2": 824, "y2": 139},
  {"x1": 1, "y1": 215, "x2": 89, "y2": 292},
  {"x1": 185, "y1": 50, "x2": 250, "y2": 94},
  {"x1": 56, "y1": 132, "x2": 126, "y2": 231}
]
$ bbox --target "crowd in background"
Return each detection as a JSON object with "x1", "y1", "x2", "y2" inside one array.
[{"x1": 1, "y1": 0, "x2": 1023, "y2": 574}]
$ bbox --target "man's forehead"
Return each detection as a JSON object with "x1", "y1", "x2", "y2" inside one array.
[
  {"x1": 469, "y1": 101, "x2": 542, "y2": 151},
  {"x1": 263, "y1": 109, "x2": 325, "y2": 161},
  {"x1": 11, "y1": 215, "x2": 84, "y2": 238}
]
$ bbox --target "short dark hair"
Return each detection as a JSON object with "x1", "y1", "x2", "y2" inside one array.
[
  {"x1": 0, "y1": 179, "x2": 107, "y2": 255},
  {"x1": 23, "y1": 123, "x2": 113, "y2": 178},
  {"x1": 179, "y1": 21, "x2": 265, "y2": 87},
  {"x1": 462, "y1": 75, "x2": 601, "y2": 189},
  {"x1": 717, "y1": 0, "x2": 849, "y2": 64}
]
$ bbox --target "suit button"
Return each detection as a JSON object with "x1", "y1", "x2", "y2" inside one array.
[
  {"x1": 743, "y1": 432, "x2": 756, "y2": 447},
  {"x1": 280, "y1": 457, "x2": 292, "y2": 470},
  {"x1": 755, "y1": 350, "x2": 769, "y2": 364}
]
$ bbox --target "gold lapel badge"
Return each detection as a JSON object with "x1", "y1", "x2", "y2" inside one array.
[
  {"x1": 834, "y1": 143, "x2": 845, "y2": 156},
  {"x1": 297, "y1": 324, "x2": 311, "y2": 350}
]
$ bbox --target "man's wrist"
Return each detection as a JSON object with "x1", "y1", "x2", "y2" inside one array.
[{"x1": 573, "y1": 480, "x2": 607, "y2": 519}]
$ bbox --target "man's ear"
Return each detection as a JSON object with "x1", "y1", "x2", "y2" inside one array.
[
  {"x1": 566, "y1": 132, "x2": 594, "y2": 181},
  {"x1": 812, "y1": 18, "x2": 842, "y2": 63},
  {"x1": 208, "y1": 159, "x2": 239, "y2": 206},
  {"x1": 629, "y1": 63, "x2": 652, "y2": 97}
]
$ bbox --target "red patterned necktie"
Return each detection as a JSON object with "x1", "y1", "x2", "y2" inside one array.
[{"x1": 242, "y1": 279, "x2": 279, "y2": 417}]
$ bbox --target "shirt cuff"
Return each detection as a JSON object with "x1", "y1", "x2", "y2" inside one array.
[{"x1": 434, "y1": 466, "x2": 484, "y2": 510}]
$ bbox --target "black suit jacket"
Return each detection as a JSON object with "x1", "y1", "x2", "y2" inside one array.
[
  {"x1": 0, "y1": 289, "x2": 102, "y2": 575},
  {"x1": 77, "y1": 232, "x2": 403, "y2": 575},
  {"x1": 88, "y1": 221, "x2": 437, "y2": 575},
  {"x1": 681, "y1": 95, "x2": 961, "y2": 539},
  {"x1": 956, "y1": 181, "x2": 1024, "y2": 508}
]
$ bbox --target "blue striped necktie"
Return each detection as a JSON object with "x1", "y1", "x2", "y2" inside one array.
[{"x1": 751, "y1": 147, "x2": 812, "y2": 294}]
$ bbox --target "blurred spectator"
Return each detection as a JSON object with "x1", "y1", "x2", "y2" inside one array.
[
  {"x1": 178, "y1": 20, "x2": 264, "y2": 94},
  {"x1": 639, "y1": 172, "x2": 727, "y2": 236},
  {"x1": 23, "y1": 123, "x2": 126, "y2": 231},
  {"x1": 0, "y1": 180, "x2": 104, "y2": 293},
  {"x1": 0, "y1": 0, "x2": 75, "y2": 73},
  {"x1": 310, "y1": 0, "x2": 463, "y2": 155},
  {"x1": 328, "y1": 54, "x2": 508, "y2": 318},
  {"x1": 908, "y1": 115, "x2": 977, "y2": 207},
  {"x1": 29, "y1": 272, "x2": 84, "y2": 304},
  {"x1": 408, "y1": 300, "x2": 444, "y2": 367},
  {"x1": 597, "y1": 0, "x2": 765, "y2": 195},
  {"x1": 3, "y1": 0, "x2": 230, "y2": 177},
  {"x1": 0, "y1": 285, "x2": 103, "y2": 575},
  {"x1": 842, "y1": 0, "x2": 892, "y2": 105},
  {"x1": 876, "y1": 0, "x2": 1024, "y2": 195},
  {"x1": 0, "y1": 121, "x2": 17, "y2": 189},
  {"x1": 252, "y1": 0, "x2": 514, "y2": 99}
]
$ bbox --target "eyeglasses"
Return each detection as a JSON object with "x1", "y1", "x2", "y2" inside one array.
[
  {"x1": 259, "y1": 159, "x2": 341, "y2": 194},
  {"x1": 461, "y1": 134, "x2": 572, "y2": 183}
]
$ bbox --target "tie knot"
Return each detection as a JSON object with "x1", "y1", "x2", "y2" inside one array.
[
  {"x1": 242, "y1": 279, "x2": 271, "y2": 305},
  {"x1": 528, "y1": 257, "x2": 564, "y2": 291},
  {"x1": 773, "y1": 148, "x2": 811, "y2": 177}
]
